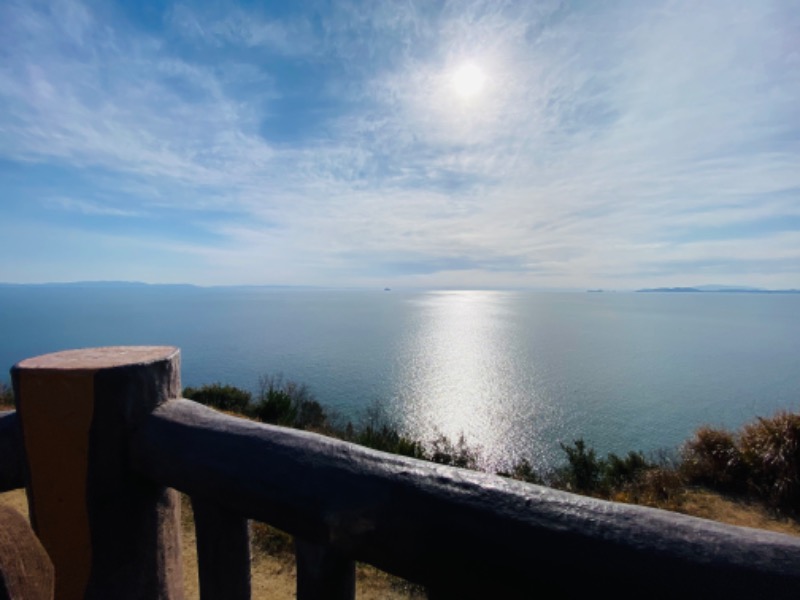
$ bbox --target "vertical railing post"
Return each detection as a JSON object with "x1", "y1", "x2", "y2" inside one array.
[
  {"x1": 0, "y1": 410, "x2": 24, "y2": 491},
  {"x1": 12, "y1": 346, "x2": 184, "y2": 600},
  {"x1": 295, "y1": 539, "x2": 355, "y2": 600},
  {"x1": 191, "y1": 496, "x2": 251, "y2": 600}
]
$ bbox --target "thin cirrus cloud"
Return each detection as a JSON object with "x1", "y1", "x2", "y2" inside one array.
[{"x1": 0, "y1": 0, "x2": 798, "y2": 288}]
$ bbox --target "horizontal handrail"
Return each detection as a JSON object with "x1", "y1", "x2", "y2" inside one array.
[
  {"x1": 0, "y1": 410, "x2": 24, "y2": 492},
  {"x1": 131, "y1": 398, "x2": 800, "y2": 598}
]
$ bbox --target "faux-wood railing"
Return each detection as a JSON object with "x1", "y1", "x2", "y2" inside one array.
[{"x1": 2, "y1": 346, "x2": 800, "y2": 599}]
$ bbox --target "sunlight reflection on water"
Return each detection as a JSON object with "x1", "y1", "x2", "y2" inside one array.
[{"x1": 393, "y1": 291, "x2": 565, "y2": 471}]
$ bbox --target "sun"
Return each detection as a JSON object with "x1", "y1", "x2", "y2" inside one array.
[{"x1": 451, "y1": 63, "x2": 486, "y2": 99}]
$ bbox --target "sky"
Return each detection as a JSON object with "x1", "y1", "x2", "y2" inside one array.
[{"x1": 1, "y1": 0, "x2": 798, "y2": 289}]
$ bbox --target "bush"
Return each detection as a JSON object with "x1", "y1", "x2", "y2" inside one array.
[
  {"x1": 549, "y1": 441, "x2": 660, "y2": 499},
  {"x1": 344, "y1": 402, "x2": 426, "y2": 459},
  {"x1": 682, "y1": 412, "x2": 800, "y2": 512},
  {"x1": 428, "y1": 432, "x2": 480, "y2": 470},
  {"x1": 605, "y1": 451, "x2": 652, "y2": 489},
  {"x1": 183, "y1": 383, "x2": 252, "y2": 414},
  {"x1": 557, "y1": 439, "x2": 604, "y2": 494},
  {"x1": 682, "y1": 426, "x2": 743, "y2": 490},
  {"x1": 739, "y1": 412, "x2": 800, "y2": 509},
  {"x1": 343, "y1": 403, "x2": 481, "y2": 466},
  {"x1": 250, "y1": 374, "x2": 327, "y2": 430},
  {"x1": 0, "y1": 382, "x2": 13, "y2": 409},
  {"x1": 636, "y1": 467, "x2": 685, "y2": 507},
  {"x1": 352, "y1": 423, "x2": 427, "y2": 459},
  {"x1": 498, "y1": 459, "x2": 544, "y2": 485}
]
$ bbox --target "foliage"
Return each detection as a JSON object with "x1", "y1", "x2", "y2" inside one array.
[
  {"x1": 556, "y1": 439, "x2": 604, "y2": 494},
  {"x1": 740, "y1": 412, "x2": 800, "y2": 509},
  {"x1": 428, "y1": 432, "x2": 480, "y2": 469},
  {"x1": 181, "y1": 373, "x2": 800, "y2": 516},
  {"x1": 682, "y1": 426, "x2": 743, "y2": 490},
  {"x1": 183, "y1": 383, "x2": 252, "y2": 414},
  {"x1": 549, "y1": 440, "x2": 661, "y2": 499},
  {"x1": 682, "y1": 412, "x2": 800, "y2": 512},
  {"x1": 0, "y1": 382, "x2": 13, "y2": 409},
  {"x1": 341, "y1": 402, "x2": 427, "y2": 460},
  {"x1": 634, "y1": 467, "x2": 685, "y2": 507},
  {"x1": 250, "y1": 374, "x2": 327, "y2": 430},
  {"x1": 353, "y1": 422, "x2": 427, "y2": 459},
  {"x1": 497, "y1": 459, "x2": 543, "y2": 485},
  {"x1": 0, "y1": 382, "x2": 12, "y2": 408},
  {"x1": 605, "y1": 451, "x2": 652, "y2": 489}
]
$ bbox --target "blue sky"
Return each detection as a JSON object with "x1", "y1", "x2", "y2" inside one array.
[{"x1": 1, "y1": 0, "x2": 798, "y2": 289}]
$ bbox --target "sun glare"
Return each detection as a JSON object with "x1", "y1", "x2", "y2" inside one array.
[{"x1": 451, "y1": 63, "x2": 486, "y2": 99}]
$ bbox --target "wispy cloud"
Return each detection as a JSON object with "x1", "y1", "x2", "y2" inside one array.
[
  {"x1": 168, "y1": 3, "x2": 317, "y2": 55},
  {"x1": 0, "y1": 0, "x2": 798, "y2": 287},
  {"x1": 47, "y1": 196, "x2": 143, "y2": 218}
]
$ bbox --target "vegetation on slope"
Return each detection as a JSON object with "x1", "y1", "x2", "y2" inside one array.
[
  {"x1": 183, "y1": 378, "x2": 800, "y2": 516},
  {"x1": 5, "y1": 375, "x2": 798, "y2": 515},
  {"x1": 0, "y1": 382, "x2": 12, "y2": 410}
]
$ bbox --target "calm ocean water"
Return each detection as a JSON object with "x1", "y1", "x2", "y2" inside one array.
[{"x1": 1, "y1": 286, "x2": 798, "y2": 471}]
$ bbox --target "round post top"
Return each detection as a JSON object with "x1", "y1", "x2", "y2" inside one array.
[{"x1": 14, "y1": 346, "x2": 179, "y2": 372}]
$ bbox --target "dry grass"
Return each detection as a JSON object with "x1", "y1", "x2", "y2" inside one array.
[
  {"x1": 678, "y1": 488, "x2": 800, "y2": 536},
  {"x1": 0, "y1": 488, "x2": 28, "y2": 517},
  {"x1": 179, "y1": 494, "x2": 422, "y2": 600}
]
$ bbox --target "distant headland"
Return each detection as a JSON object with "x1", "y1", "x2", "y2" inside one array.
[{"x1": 637, "y1": 285, "x2": 800, "y2": 294}]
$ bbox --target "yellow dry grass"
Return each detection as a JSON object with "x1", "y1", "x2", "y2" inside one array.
[
  {"x1": 180, "y1": 492, "x2": 424, "y2": 599},
  {"x1": 678, "y1": 488, "x2": 800, "y2": 536}
]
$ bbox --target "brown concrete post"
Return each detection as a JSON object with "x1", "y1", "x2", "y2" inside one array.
[
  {"x1": 295, "y1": 539, "x2": 355, "y2": 600},
  {"x1": 11, "y1": 347, "x2": 184, "y2": 600}
]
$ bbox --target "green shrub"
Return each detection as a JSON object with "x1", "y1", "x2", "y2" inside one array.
[
  {"x1": 183, "y1": 383, "x2": 252, "y2": 414},
  {"x1": 605, "y1": 451, "x2": 652, "y2": 489},
  {"x1": 344, "y1": 402, "x2": 426, "y2": 459},
  {"x1": 353, "y1": 423, "x2": 427, "y2": 459},
  {"x1": 0, "y1": 382, "x2": 13, "y2": 409},
  {"x1": 549, "y1": 442, "x2": 658, "y2": 497},
  {"x1": 498, "y1": 459, "x2": 544, "y2": 485},
  {"x1": 557, "y1": 439, "x2": 604, "y2": 494},
  {"x1": 428, "y1": 432, "x2": 480, "y2": 469},
  {"x1": 250, "y1": 374, "x2": 327, "y2": 430}
]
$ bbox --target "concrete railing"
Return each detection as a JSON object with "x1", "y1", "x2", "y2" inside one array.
[{"x1": 2, "y1": 346, "x2": 800, "y2": 599}]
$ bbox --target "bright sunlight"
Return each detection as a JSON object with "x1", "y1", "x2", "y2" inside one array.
[{"x1": 451, "y1": 62, "x2": 486, "y2": 98}]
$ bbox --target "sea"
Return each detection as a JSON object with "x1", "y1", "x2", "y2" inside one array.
[{"x1": 1, "y1": 285, "x2": 798, "y2": 472}]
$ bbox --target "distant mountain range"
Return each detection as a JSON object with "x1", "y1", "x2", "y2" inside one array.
[
  {"x1": 0, "y1": 281, "x2": 197, "y2": 289},
  {"x1": 0, "y1": 281, "x2": 325, "y2": 290},
  {"x1": 637, "y1": 285, "x2": 800, "y2": 294}
]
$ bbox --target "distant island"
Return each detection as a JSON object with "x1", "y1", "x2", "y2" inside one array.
[{"x1": 637, "y1": 285, "x2": 800, "y2": 294}]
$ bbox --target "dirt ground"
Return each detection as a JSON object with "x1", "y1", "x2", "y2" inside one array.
[{"x1": 0, "y1": 488, "x2": 423, "y2": 599}]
